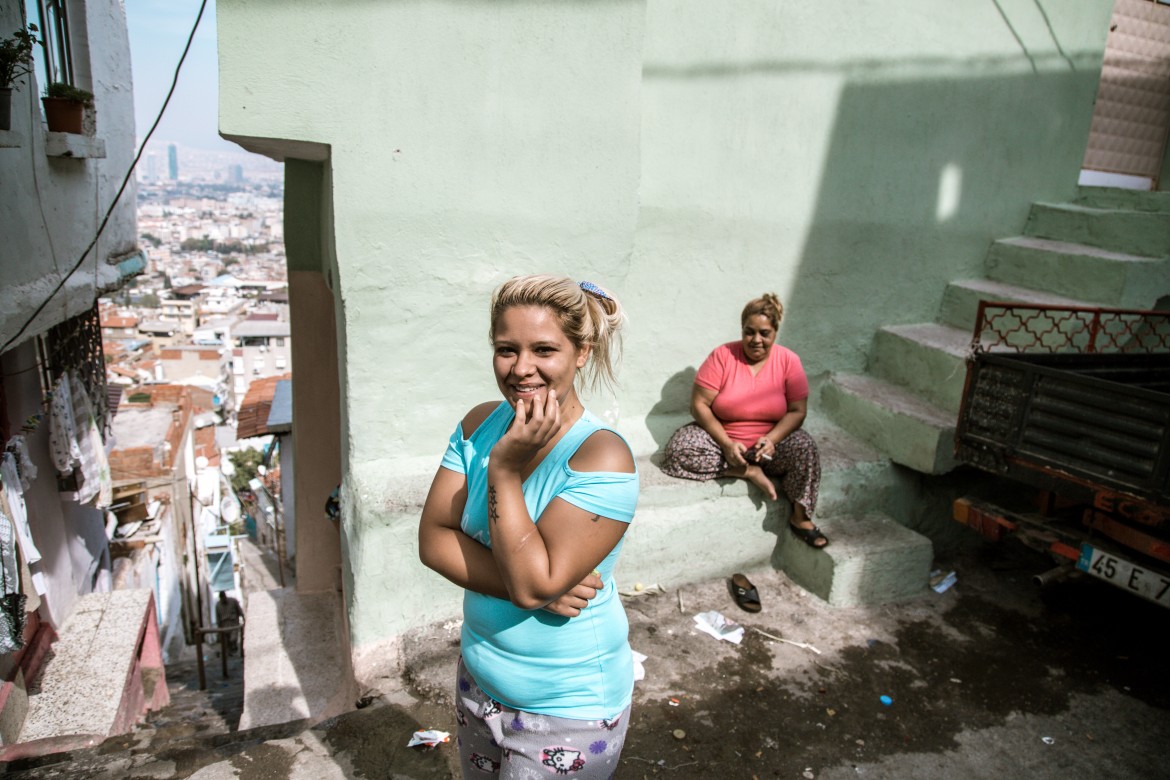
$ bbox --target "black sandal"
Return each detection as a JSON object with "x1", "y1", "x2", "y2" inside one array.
[
  {"x1": 789, "y1": 522, "x2": 829, "y2": 549},
  {"x1": 729, "y1": 573, "x2": 762, "y2": 613}
]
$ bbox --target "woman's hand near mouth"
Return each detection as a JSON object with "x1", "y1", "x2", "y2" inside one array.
[{"x1": 493, "y1": 388, "x2": 562, "y2": 473}]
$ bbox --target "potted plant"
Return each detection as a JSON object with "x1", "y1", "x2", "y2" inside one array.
[
  {"x1": 42, "y1": 81, "x2": 93, "y2": 134},
  {"x1": 0, "y1": 23, "x2": 38, "y2": 132}
]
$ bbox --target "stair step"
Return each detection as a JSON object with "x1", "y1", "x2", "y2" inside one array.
[
  {"x1": 620, "y1": 419, "x2": 898, "y2": 590},
  {"x1": 1074, "y1": 186, "x2": 1170, "y2": 214},
  {"x1": 1024, "y1": 202, "x2": 1170, "y2": 260},
  {"x1": 871, "y1": 323, "x2": 969, "y2": 410},
  {"x1": 987, "y1": 236, "x2": 1170, "y2": 308},
  {"x1": 820, "y1": 372, "x2": 957, "y2": 475},
  {"x1": 239, "y1": 590, "x2": 347, "y2": 731},
  {"x1": 776, "y1": 512, "x2": 933, "y2": 607},
  {"x1": 938, "y1": 278, "x2": 1092, "y2": 331}
]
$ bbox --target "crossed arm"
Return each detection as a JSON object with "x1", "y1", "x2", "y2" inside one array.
[
  {"x1": 418, "y1": 397, "x2": 634, "y2": 615},
  {"x1": 690, "y1": 384, "x2": 807, "y2": 466}
]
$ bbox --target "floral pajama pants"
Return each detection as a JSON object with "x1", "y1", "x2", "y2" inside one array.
[
  {"x1": 455, "y1": 657, "x2": 631, "y2": 779},
  {"x1": 660, "y1": 423, "x2": 821, "y2": 517}
]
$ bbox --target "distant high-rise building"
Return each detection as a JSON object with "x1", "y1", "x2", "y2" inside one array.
[
  {"x1": 228, "y1": 164, "x2": 244, "y2": 183},
  {"x1": 167, "y1": 144, "x2": 178, "y2": 180},
  {"x1": 144, "y1": 152, "x2": 159, "y2": 181}
]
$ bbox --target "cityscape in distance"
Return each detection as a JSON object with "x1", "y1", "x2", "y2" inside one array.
[{"x1": 101, "y1": 137, "x2": 290, "y2": 446}]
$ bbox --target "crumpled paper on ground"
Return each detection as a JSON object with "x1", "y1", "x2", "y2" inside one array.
[
  {"x1": 408, "y1": 729, "x2": 451, "y2": 747},
  {"x1": 930, "y1": 570, "x2": 957, "y2": 593},
  {"x1": 693, "y1": 610, "x2": 744, "y2": 644},
  {"x1": 632, "y1": 650, "x2": 648, "y2": 681}
]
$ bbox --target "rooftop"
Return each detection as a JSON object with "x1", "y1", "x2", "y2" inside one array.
[
  {"x1": 110, "y1": 404, "x2": 179, "y2": 450},
  {"x1": 236, "y1": 374, "x2": 291, "y2": 440},
  {"x1": 233, "y1": 320, "x2": 290, "y2": 338},
  {"x1": 266, "y1": 380, "x2": 292, "y2": 434}
]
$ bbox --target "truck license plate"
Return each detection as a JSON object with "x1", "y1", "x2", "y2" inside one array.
[{"x1": 1076, "y1": 544, "x2": 1170, "y2": 608}]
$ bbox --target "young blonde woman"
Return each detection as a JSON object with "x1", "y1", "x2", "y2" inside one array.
[{"x1": 419, "y1": 274, "x2": 638, "y2": 778}]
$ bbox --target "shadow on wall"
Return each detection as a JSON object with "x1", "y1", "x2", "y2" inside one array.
[
  {"x1": 781, "y1": 66, "x2": 1103, "y2": 377},
  {"x1": 645, "y1": 367, "x2": 695, "y2": 450}
]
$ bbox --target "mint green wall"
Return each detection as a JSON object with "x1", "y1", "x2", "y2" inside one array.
[
  {"x1": 624, "y1": 1, "x2": 1113, "y2": 446},
  {"x1": 284, "y1": 160, "x2": 324, "y2": 275},
  {"x1": 219, "y1": 2, "x2": 647, "y2": 657},
  {"x1": 218, "y1": 0, "x2": 1114, "y2": 661}
]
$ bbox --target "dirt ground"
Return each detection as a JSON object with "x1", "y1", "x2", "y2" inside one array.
[
  {"x1": 385, "y1": 540, "x2": 1170, "y2": 780},
  {"x1": 6, "y1": 540, "x2": 1166, "y2": 779}
]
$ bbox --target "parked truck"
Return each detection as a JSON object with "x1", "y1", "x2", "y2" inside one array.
[{"x1": 952, "y1": 302, "x2": 1170, "y2": 607}]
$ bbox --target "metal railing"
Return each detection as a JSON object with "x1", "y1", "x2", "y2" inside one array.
[{"x1": 970, "y1": 302, "x2": 1170, "y2": 356}]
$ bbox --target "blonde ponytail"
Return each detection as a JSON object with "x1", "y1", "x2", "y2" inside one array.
[{"x1": 489, "y1": 275, "x2": 626, "y2": 393}]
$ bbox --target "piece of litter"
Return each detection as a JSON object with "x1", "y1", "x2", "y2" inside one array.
[
  {"x1": 619, "y1": 583, "x2": 666, "y2": 597},
  {"x1": 803, "y1": 771, "x2": 815, "y2": 779},
  {"x1": 949, "y1": 678, "x2": 962, "y2": 684},
  {"x1": 632, "y1": 650, "x2": 648, "y2": 682},
  {"x1": 668, "y1": 697, "x2": 680, "y2": 706},
  {"x1": 753, "y1": 627, "x2": 822, "y2": 654},
  {"x1": 931, "y1": 571, "x2": 958, "y2": 593},
  {"x1": 673, "y1": 729, "x2": 686, "y2": 740},
  {"x1": 407, "y1": 729, "x2": 450, "y2": 748},
  {"x1": 879, "y1": 695, "x2": 893, "y2": 706},
  {"x1": 1041, "y1": 736, "x2": 1055, "y2": 745},
  {"x1": 693, "y1": 611, "x2": 744, "y2": 644},
  {"x1": 826, "y1": 708, "x2": 836, "y2": 717}
]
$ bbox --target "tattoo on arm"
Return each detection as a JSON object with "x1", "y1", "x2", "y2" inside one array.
[
  {"x1": 589, "y1": 514, "x2": 601, "y2": 523},
  {"x1": 488, "y1": 484, "x2": 498, "y2": 525}
]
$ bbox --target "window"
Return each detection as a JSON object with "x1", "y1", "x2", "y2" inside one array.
[
  {"x1": 275, "y1": 356, "x2": 286, "y2": 370},
  {"x1": 275, "y1": 338, "x2": 285, "y2": 347},
  {"x1": 27, "y1": 0, "x2": 75, "y2": 89}
]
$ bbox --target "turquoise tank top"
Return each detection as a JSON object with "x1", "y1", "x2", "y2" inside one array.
[{"x1": 440, "y1": 402, "x2": 639, "y2": 719}]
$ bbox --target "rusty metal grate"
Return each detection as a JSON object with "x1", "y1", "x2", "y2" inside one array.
[{"x1": 971, "y1": 302, "x2": 1170, "y2": 356}]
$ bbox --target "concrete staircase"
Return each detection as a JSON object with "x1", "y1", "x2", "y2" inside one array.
[
  {"x1": 822, "y1": 186, "x2": 1170, "y2": 478},
  {"x1": 621, "y1": 415, "x2": 936, "y2": 608}
]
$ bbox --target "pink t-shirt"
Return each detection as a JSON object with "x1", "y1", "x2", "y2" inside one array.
[{"x1": 694, "y1": 341, "x2": 810, "y2": 447}]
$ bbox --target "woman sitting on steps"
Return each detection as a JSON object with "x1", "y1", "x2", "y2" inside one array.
[{"x1": 660, "y1": 292, "x2": 826, "y2": 549}]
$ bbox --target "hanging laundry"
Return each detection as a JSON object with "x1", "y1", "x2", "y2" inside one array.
[
  {"x1": 69, "y1": 372, "x2": 112, "y2": 508},
  {"x1": 0, "y1": 504, "x2": 27, "y2": 654},
  {"x1": 5, "y1": 435, "x2": 37, "y2": 490},
  {"x1": 1, "y1": 454, "x2": 45, "y2": 596},
  {"x1": 48, "y1": 373, "x2": 83, "y2": 476}
]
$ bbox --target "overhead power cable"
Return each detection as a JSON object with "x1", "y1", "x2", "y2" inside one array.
[{"x1": 1, "y1": 0, "x2": 210, "y2": 356}]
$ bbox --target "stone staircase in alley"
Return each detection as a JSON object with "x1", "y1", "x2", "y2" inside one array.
[
  {"x1": 746, "y1": 187, "x2": 1170, "y2": 606},
  {"x1": 821, "y1": 187, "x2": 1170, "y2": 478},
  {"x1": 623, "y1": 415, "x2": 933, "y2": 608}
]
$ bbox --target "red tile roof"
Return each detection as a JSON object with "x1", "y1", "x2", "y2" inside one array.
[
  {"x1": 101, "y1": 315, "x2": 138, "y2": 329},
  {"x1": 235, "y1": 373, "x2": 292, "y2": 440}
]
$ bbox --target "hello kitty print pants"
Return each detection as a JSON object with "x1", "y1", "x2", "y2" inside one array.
[{"x1": 455, "y1": 657, "x2": 631, "y2": 778}]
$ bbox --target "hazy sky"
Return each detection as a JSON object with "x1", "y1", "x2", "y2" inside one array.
[{"x1": 125, "y1": 0, "x2": 235, "y2": 152}]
